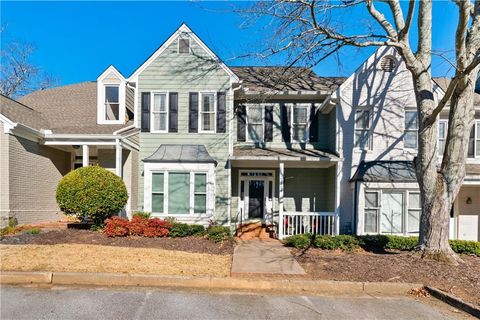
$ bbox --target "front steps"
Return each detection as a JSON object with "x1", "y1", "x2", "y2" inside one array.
[{"x1": 236, "y1": 222, "x2": 276, "y2": 240}]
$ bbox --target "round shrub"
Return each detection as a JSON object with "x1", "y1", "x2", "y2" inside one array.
[
  {"x1": 56, "y1": 166, "x2": 128, "y2": 225},
  {"x1": 284, "y1": 234, "x2": 313, "y2": 249},
  {"x1": 207, "y1": 226, "x2": 232, "y2": 243}
]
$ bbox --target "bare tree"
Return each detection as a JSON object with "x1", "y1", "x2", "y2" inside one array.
[
  {"x1": 0, "y1": 41, "x2": 57, "y2": 98},
  {"x1": 244, "y1": 0, "x2": 480, "y2": 262}
]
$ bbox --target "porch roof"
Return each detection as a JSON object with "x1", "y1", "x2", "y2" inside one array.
[
  {"x1": 230, "y1": 147, "x2": 340, "y2": 166},
  {"x1": 143, "y1": 144, "x2": 217, "y2": 165},
  {"x1": 350, "y1": 160, "x2": 417, "y2": 183}
]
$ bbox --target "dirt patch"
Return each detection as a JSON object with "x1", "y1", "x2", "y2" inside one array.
[
  {"x1": 0, "y1": 229, "x2": 234, "y2": 256},
  {"x1": 292, "y1": 248, "x2": 480, "y2": 308},
  {"x1": 0, "y1": 244, "x2": 231, "y2": 277}
]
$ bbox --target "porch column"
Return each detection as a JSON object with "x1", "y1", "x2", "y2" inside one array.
[
  {"x1": 279, "y1": 162, "x2": 285, "y2": 239},
  {"x1": 82, "y1": 145, "x2": 89, "y2": 167},
  {"x1": 115, "y1": 139, "x2": 122, "y2": 177}
]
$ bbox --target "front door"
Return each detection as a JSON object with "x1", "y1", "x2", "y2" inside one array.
[{"x1": 248, "y1": 180, "x2": 264, "y2": 219}]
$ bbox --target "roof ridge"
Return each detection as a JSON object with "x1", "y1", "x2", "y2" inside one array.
[
  {"x1": 0, "y1": 94, "x2": 36, "y2": 112},
  {"x1": 20, "y1": 81, "x2": 96, "y2": 99}
]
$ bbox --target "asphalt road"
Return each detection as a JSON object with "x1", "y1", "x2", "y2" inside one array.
[{"x1": 0, "y1": 286, "x2": 469, "y2": 320}]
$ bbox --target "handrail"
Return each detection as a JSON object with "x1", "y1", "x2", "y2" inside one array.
[{"x1": 283, "y1": 211, "x2": 336, "y2": 217}]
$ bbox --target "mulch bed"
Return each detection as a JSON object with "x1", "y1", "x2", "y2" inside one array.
[
  {"x1": 0, "y1": 229, "x2": 234, "y2": 256},
  {"x1": 291, "y1": 248, "x2": 480, "y2": 308}
]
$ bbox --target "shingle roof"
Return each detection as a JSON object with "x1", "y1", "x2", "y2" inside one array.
[
  {"x1": 143, "y1": 144, "x2": 217, "y2": 165},
  {"x1": 350, "y1": 160, "x2": 417, "y2": 183},
  {"x1": 18, "y1": 82, "x2": 131, "y2": 134},
  {"x1": 230, "y1": 66, "x2": 346, "y2": 93},
  {"x1": 433, "y1": 77, "x2": 480, "y2": 105},
  {"x1": 0, "y1": 94, "x2": 49, "y2": 130}
]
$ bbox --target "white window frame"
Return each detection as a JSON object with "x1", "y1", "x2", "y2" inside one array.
[
  {"x1": 364, "y1": 191, "x2": 380, "y2": 234},
  {"x1": 178, "y1": 37, "x2": 191, "y2": 54},
  {"x1": 354, "y1": 107, "x2": 372, "y2": 150},
  {"x1": 246, "y1": 105, "x2": 265, "y2": 143},
  {"x1": 144, "y1": 162, "x2": 215, "y2": 217},
  {"x1": 99, "y1": 83, "x2": 126, "y2": 125},
  {"x1": 193, "y1": 173, "x2": 208, "y2": 214},
  {"x1": 475, "y1": 120, "x2": 480, "y2": 158},
  {"x1": 407, "y1": 191, "x2": 421, "y2": 234},
  {"x1": 150, "y1": 92, "x2": 169, "y2": 133},
  {"x1": 404, "y1": 109, "x2": 418, "y2": 149},
  {"x1": 199, "y1": 92, "x2": 217, "y2": 133},
  {"x1": 290, "y1": 104, "x2": 310, "y2": 143},
  {"x1": 438, "y1": 119, "x2": 448, "y2": 156}
]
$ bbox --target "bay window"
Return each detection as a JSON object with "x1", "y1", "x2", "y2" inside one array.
[
  {"x1": 200, "y1": 92, "x2": 216, "y2": 132},
  {"x1": 151, "y1": 93, "x2": 168, "y2": 132},
  {"x1": 364, "y1": 191, "x2": 380, "y2": 233},
  {"x1": 194, "y1": 173, "x2": 207, "y2": 214},
  {"x1": 404, "y1": 110, "x2": 418, "y2": 149},
  {"x1": 152, "y1": 173, "x2": 164, "y2": 213},
  {"x1": 354, "y1": 108, "x2": 371, "y2": 149}
]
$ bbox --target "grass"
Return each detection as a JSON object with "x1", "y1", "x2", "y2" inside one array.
[{"x1": 0, "y1": 244, "x2": 231, "y2": 277}]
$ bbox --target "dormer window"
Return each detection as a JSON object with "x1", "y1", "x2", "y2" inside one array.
[
  {"x1": 380, "y1": 56, "x2": 396, "y2": 72},
  {"x1": 178, "y1": 38, "x2": 190, "y2": 54},
  {"x1": 105, "y1": 85, "x2": 120, "y2": 121}
]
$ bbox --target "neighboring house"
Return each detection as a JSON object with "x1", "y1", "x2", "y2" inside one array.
[{"x1": 1, "y1": 23, "x2": 478, "y2": 242}]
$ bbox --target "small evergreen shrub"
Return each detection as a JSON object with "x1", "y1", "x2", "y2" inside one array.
[
  {"x1": 207, "y1": 226, "x2": 232, "y2": 243},
  {"x1": 56, "y1": 166, "x2": 128, "y2": 225},
  {"x1": 25, "y1": 227, "x2": 41, "y2": 235},
  {"x1": 384, "y1": 236, "x2": 417, "y2": 251},
  {"x1": 449, "y1": 240, "x2": 480, "y2": 256},
  {"x1": 169, "y1": 223, "x2": 206, "y2": 237},
  {"x1": 189, "y1": 224, "x2": 206, "y2": 236},
  {"x1": 132, "y1": 211, "x2": 151, "y2": 220},
  {"x1": 284, "y1": 234, "x2": 313, "y2": 249}
]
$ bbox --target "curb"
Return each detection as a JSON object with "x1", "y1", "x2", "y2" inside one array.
[
  {"x1": 425, "y1": 286, "x2": 480, "y2": 319},
  {"x1": 1, "y1": 271, "x2": 421, "y2": 296}
]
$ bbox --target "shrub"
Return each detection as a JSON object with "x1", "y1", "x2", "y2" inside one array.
[
  {"x1": 128, "y1": 216, "x2": 149, "y2": 236},
  {"x1": 189, "y1": 224, "x2": 206, "y2": 236},
  {"x1": 104, "y1": 217, "x2": 130, "y2": 237},
  {"x1": 170, "y1": 223, "x2": 207, "y2": 237},
  {"x1": 56, "y1": 166, "x2": 128, "y2": 225},
  {"x1": 207, "y1": 226, "x2": 232, "y2": 243},
  {"x1": 0, "y1": 226, "x2": 17, "y2": 236},
  {"x1": 132, "y1": 211, "x2": 151, "y2": 220},
  {"x1": 284, "y1": 234, "x2": 313, "y2": 249},
  {"x1": 143, "y1": 218, "x2": 171, "y2": 237},
  {"x1": 449, "y1": 240, "x2": 480, "y2": 257},
  {"x1": 384, "y1": 236, "x2": 417, "y2": 251},
  {"x1": 25, "y1": 227, "x2": 41, "y2": 235}
]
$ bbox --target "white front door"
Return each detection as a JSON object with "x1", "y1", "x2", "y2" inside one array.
[
  {"x1": 381, "y1": 191, "x2": 403, "y2": 234},
  {"x1": 239, "y1": 171, "x2": 275, "y2": 223}
]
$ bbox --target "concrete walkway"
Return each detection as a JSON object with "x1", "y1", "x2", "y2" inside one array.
[{"x1": 231, "y1": 239, "x2": 306, "y2": 276}]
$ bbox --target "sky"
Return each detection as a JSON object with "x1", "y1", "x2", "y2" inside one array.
[{"x1": 1, "y1": 1, "x2": 460, "y2": 86}]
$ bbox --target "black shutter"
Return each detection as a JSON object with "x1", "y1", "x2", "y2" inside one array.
[
  {"x1": 264, "y1": 105, "x2": 273, "y2": 142},
  {"x1": 236, "y1": 105, "x2": 246, "y2": 142},
  {"x1": 280, "y1": 103, "x2": 291, "y2": 142},
  {"x1": 169, "y1": 92, "x2": 178, "y2": 133},
  {"x1": 309, "y1": 104, "x2": 319, "y2": 143},
  {"x1": 189, "y1": 92, "x2": 199, "y2": 133},
  {"x1": 216, "y1": 92, "x2": 226, "y2": 133},
  {"x1": 141, "y1": 92, "x2": 150, "y2": 132}
]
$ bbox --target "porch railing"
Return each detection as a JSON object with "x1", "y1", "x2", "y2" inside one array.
[{"x1": 278, "y1": 211, "x2": 339, "y2": 240}]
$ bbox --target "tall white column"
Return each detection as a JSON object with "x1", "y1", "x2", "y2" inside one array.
[
  {"x1": 115, "y1": 139, "x2": 122, "y2": 177},
  {"x1": 82, "y1": 145, "x2": 89, "y2": 167},
  {"x1": 279, "y1": 162, "x2": 285, "y2": 239}
]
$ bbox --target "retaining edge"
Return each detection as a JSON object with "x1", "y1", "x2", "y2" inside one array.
[{"x1": 425, "y1": 286, "x2": 480, "y2": 319}]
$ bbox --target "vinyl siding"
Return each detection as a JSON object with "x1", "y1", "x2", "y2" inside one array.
[
  {"x1": 0, "y1": 124, "x2": 10, "y2": 227},
  {"x1": 136, "y1": 36, "x2": 233, "y2": 222}
]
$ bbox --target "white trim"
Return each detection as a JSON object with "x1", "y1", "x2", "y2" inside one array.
[
  {"x1": 144, "y1": 162, "x2": 215, "y2": 217},
  {"x1": 97, "y1": 66, "x2": 126, "y2": 125},
  {"x1": 198, "y1": 91, "x2": 217, "y2": 133},
  {"x1": 0, "y1": 114, "x2": 16, "y2": 133},
  {"x1": 150, "y1": 91, "x2": 169, "y2": 133},
  {"x1": 128, "y1": 24, "x2": 239, "y2": 82},
  {"x1": 289, "y1": 103, "x2": 311, "y2": 143},
  {"x1": 403, "y1": 108, "x2": 418, "y2": 150},
  {"x1": 353, "y1": 106, "x2": 373, "y2": 150},
  {"x1": 237, "y1": 170, "x2": 276, "y2": 221}
]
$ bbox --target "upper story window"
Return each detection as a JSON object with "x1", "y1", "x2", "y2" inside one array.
[
  {"x1": 151, "y1": 93, "x2": 168, "y2": 132},
  {"x1": 105, "y1": 86, "x2": 120, "y2": 121},
  {"x1": 200, "y1": 92, "x2": 216, "y2": 133},
  {"x1": 291, "y1": 106, "x2": 309, "y2": 142},
  {"x1": 354, "y1": 108, "x2": 372, "y2": 149},
  {"x1": 247, "y1": 106, "x2": 264, "y2": 142},
  {"x1": 468, "y1": 120, "x2": 480, "y2": 158},
  {"x1": 438, "y1": 120, "x2": 448, "y2": 155},
  {"x1": 404, "y1": 110, "x2": 418, "y2": 149},
  {"x1": 380, "y1": 56, "x2": 396, "y2": 72},
  {"x1": 178, "y1": 38, "x2": 190, "y2": 54}
]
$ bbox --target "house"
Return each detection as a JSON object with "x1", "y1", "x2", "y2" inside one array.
[{"x1": 1, "y1": 24, "x2": 479, "y2": 242}]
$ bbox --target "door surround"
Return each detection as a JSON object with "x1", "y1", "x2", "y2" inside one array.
[{"x1": 238, "y1": 169, "x2": 275, "y2": 222}]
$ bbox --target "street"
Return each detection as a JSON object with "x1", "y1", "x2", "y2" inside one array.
[{"x1": 0, "y1": 286, "x2": 469, "y2": 320}]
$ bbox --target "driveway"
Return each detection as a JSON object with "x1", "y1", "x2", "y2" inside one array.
[{"x1": 0, "y1": 286, "x2": 470, "y2": 320}]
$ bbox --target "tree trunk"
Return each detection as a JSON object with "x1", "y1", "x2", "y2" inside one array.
[{"x1": 415, "y1": 71, "x2": 478, "y2": 263}]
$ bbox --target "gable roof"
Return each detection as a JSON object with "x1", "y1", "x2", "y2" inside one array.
[
  {"x1": 0, "y1": 94, "x2": 50, "y2": 131},
  {"x1": 18, "y1": 82, "x2": 132, "y2": 134},
  {"x1": 128, "y1": 23, "x2": 239, "y2": 82},
  {"x1": 231, "y1": 66, "x2": 346, "y2": 93}
]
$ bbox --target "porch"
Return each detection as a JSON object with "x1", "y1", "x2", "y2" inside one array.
[{"x1": 230, "y1": 147, "x2": 341, "y2": 239}]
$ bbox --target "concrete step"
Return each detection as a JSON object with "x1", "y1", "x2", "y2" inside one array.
[{"x1": 236, "y1": 223, "x2": 275, "y2": 240}]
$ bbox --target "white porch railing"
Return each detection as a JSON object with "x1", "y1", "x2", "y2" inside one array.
[{"x1": 278, "y1": 211, "x2": 339, "y2": 240}]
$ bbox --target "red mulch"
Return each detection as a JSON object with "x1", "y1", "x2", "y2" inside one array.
[
  {"x1": 291, "y1": 248, "x2": 480, "y2": 308},
  {"x1": 0, "y1": 229, "x2": 234, "y2": 256}
]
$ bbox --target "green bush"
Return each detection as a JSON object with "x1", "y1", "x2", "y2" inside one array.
[
  {"x1": 207, "y1": 226, "x2": 232, "y2": 243},
  {"x1": 170, "y1": 223, "x2": 206, "y2": 237},
  {"x1": 25, "y1": 227, "x2": 41, "y2": 235},
  {"x1": 384, "y1": 236, "x2": 417, "y2": 250},
  {"x1": 449, "y1": 240, "x2": 480, "y2": 256},
  {"x1": 132, "y1": 211, "x2": 151, "y2": 220},
  {"x1": 56, "y1": 166, "x2": 128, "y2": 225},
  {"x1": 284, "y1": 234, "x2": 313, "y2": 249},
  {"x1": 189, "y1": 224, "x2": 206, "y2": 236}
]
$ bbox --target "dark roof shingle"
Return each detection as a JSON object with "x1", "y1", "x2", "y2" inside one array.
[
  {"x1": 350, "y1": 160, "x2": 417, "y2": 183},
  {"x1": 0, "y1": 94, "x2": 49, "y2": 130},
  {"x1": 143, "y1": 144, "x2": 217, "y2": 165}
]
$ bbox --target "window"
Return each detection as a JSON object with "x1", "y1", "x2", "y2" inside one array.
[
  {"x1": 404, "y1": 110, "x2": 418, "y2": 149},
  {"x1": 291, "y1": 106, "x2": 309, "y2": 142},
  {"x1": 152, "y1": 173, "x2": 165, "y2": 213},
  {"x1": 407, "y1": 192, "x2": 421, "y2": 233},
  {"x1": 194, "y1": 173, "x2": 207, "y2": 214},
  {"x1": 168, "y1": 172, "x2": 190, "y2": 215},
  {"x1": 438, "y1": 120, "x2": 447, "y2": 156},
  {"x1": 152, "y1": 93, "x2": 168, "y2": 132},
  {"x1": 467, "y1": 121, "x2": 480, "y2": 158},
  {"x1": 178, "y1": 38, "x2": 190, "y2": 54},
  {"x1": 380, "y1": 56, "x2": 396, "y2": 72},
  {"x1": 105, "y1": 86, "x2": 120, "y2": 121},
  {"x1": 247, "y1": 106, "x2": 264, "y2": 142},
  {"x1": 354, "y1": 108, "x2": 371, "y2": 149},
  {"x1": 200, "y1": 93, "x2": 215, "y2": 132},
  {"x1": 364, "y1": 192, "x2": 379, "y2": 233},
  {"x1": 476, "y1": 121, "x2": 480, "y2": 157}
]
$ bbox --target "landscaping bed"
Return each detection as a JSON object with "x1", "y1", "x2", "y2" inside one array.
[
  {"x1": 0, "y1": 229, "x2": 234, "y2": 255},
  {"x1": 291, "y1": 248, "x2": 480, "y2": 308}
]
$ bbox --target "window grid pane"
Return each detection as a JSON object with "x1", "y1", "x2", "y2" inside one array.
[
  {"x1": 200, "y1": 93, "x2": 215, "y2": 131},
  {"x1": 168, "y1": 173, "x2": 190, "y2": 214}
]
